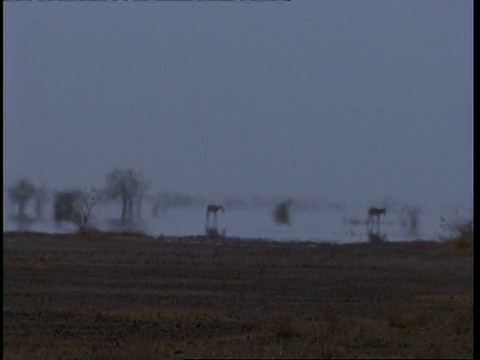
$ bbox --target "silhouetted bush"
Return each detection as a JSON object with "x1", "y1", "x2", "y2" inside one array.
[
  {"x1": 439, "y1": 211, "x2": 473, "y2": 251},
  {"x1": 54, "y1": 188, "x2": 100, "y2": 233}
]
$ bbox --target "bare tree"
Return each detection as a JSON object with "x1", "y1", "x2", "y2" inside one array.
[
  {"x1": 9, "y1": 178, "x2": 36, "y2": 221},
  {"x1": 71, "y1": 188, "x2": 100, "y2": 233},
  {"x1": 54, "y1": 188, "x2": 100, "y2": 233},
  {"x1": 105, "y1": 168, "x2": 144, "y2": 225}
]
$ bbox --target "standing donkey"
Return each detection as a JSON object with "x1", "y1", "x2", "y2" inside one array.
[{"x1": 367, "y1": 207, "x2": 386, "y2": 227}]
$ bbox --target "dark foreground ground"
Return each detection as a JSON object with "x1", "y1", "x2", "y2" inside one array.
[{"x1": 3, "y1": 232, "x2": 473, "y2": 359}]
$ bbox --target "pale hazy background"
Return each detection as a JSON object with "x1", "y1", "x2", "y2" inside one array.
[{"x1": 3, "y1": 1, "x2": 473, "y2": 240}]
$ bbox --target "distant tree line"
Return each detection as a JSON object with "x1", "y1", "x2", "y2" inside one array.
[
  {"x1": 8, "y1": 168, "x2": 147, "y2": 233},
  {"x1": 7, "y1": 169, "x2": 350, "y2": 234}
]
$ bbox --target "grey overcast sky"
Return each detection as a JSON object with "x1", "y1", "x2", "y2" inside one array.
[{"x1": 4, "y1": 1, "x2": 473, "y2": 208}]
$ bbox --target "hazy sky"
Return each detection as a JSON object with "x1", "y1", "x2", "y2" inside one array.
[{"x1": 4, "y1": 1, "x2": 473, "y2": 208}]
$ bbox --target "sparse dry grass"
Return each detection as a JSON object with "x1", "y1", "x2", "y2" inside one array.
[{"x1": 440, "y1": 234, "x2": 473, "y2": 253}]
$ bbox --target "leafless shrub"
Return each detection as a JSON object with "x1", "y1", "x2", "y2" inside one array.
[
  {"x1": 54, "y1": 188, "x2": 100, "y2": 233},
  {"x1": 71, "y1": 188, "x2": 101, "y2": 233},
  {"x1": 439, "y1": 210, "x2": 473, "y2": 251}
]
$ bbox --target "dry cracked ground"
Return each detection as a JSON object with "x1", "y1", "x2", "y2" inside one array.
[{"x1": 3, "y1": 232, "x2": 473, "y2": 359}]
